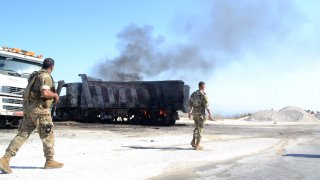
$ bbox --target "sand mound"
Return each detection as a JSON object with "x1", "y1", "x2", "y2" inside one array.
[
  {"x1": 246, "y1": 110, "x2": 289, "y2": 122},
  {"x1": 279, "y1": 106, "x2": 319, "y2": 122},
  {"x1": 247, "y1": 106, "x2": 320, "y2": 122},
  {"x1": 315, "y1": 113, "x2": 320, "y2": 120}
]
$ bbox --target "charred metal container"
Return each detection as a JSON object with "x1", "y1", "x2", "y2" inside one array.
[{"x1": 56, "y1": 74, "x2": 190, "y2": 126}]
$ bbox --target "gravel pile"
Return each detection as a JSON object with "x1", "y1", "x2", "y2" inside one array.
[
  {"x1": 247, "y1": 106, "x2": 320, "y2": 122},
  {"x1": 246, "y1": 110, "x2": 287, "y2": 122},
  {"x1": 279, "y1": 106, "x2": 318, "y2": 122}
]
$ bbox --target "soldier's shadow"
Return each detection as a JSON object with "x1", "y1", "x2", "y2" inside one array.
[
  {"x1": 1, "y1": 166, "x2": 43, "y2": 174},
  {"x1": 10, "y1": 166, "x2": 43, "y2": 170},
  {"x1": 282, "y1": 154, "x2": 320, "y2": 158},
  {"x1": 123, "y1": 146, "x2": 193, "y2": 151}
]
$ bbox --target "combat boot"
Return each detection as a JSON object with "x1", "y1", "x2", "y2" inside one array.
[
  {"x1": 0, "y1": 156, "x2": 13, "y2": 174},
  {"x1": 195, "y1": 138, "x2": 203, "y2": 150},
  {"x1": 190, "y1": 136, "x2": 197, "y2": 148},
  {"x1": 44, "y1": 159, "x2": 64, "y2": 169},
  {"x1": 195, "y1": 144, "x2": 203, "y2": 150}
]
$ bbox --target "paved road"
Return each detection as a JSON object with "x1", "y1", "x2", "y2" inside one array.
[
  {"x1": 154, "y1": 123, "x2": 320, "y2": 180},
  {"x1": 1, "y1": 120, "x2": 319, "y2": 180}
]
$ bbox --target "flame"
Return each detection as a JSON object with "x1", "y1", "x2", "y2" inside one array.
[
  {"x1": 143, "y1": 110, "x2": 148, "y2": 116},
  {"x1": 159, "y1": 109, "x2": 166, "y2": 116}
]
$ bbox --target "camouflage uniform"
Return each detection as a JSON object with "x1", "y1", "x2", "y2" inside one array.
[
  {"x1": 189, "y1": 90, "x2": 209, "y2": 147},
  {"x1": 4, "y1": 69, "x2": 56, "y2": 160}
]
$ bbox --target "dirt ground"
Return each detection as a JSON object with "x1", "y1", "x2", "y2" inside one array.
[{"x1": 0, "y1": 118, "x2": 319, "y2": 180}]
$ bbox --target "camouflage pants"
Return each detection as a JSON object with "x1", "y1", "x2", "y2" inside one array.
[
  {"x1": 193, "y1": 114, "x2": 205, "y2": 139},
  {"x1": 5, "y1": 112, "x2": 55, "y2": 159}
]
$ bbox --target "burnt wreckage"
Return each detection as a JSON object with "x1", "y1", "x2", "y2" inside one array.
[{"x1": 55, "y1": 74, "x2": 190, "y2": 126}]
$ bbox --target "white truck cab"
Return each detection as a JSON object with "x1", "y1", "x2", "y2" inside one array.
[{"x1": 0, "y1": 46, "x2": 43, "y2": 128}]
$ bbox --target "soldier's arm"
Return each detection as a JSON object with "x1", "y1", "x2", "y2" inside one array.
[
  {"x1": 188, "y1": 107, "x2": 193, "y2": 119},
  {"x1": 203, "y1": 94, "x2": 213, "y2": 121},
  {"x1": 206, "y1": 108, "x2": 213, "y2": 121},
  {"x1": 41, "y1": 89, "x2": 59, "y2": 102},
  {"x1": 188, "y1": 97, "x2": 193, "y2": 119},
  {"x1": 40, "y1": 74, "x2": 59, "y2": 102}
]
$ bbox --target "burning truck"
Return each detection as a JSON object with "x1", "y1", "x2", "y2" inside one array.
[{"x1": 55, "y1": 74, "x2": 190, "y2": 126}]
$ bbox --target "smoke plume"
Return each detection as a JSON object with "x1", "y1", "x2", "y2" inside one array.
[
  {"x1": 96, "y1": 24, "x2": 211, "y2": 81},
  {"x1": 185, "y1": 0, "x2": 300, "y2": 55},
  {"x1": 95, "y1": 0, "x2": 300, "y2": 82}
]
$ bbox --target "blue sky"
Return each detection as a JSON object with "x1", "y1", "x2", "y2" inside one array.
[
  {"x1": 0, "y1": 0, "x2": 192, "y2": 80},
  {"x1": 1, "y1": 0, "x2": 319, "y2": 115}
]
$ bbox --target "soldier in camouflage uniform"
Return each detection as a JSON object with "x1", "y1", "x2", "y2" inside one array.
[
  {"x1": 0, "y1": 58, "x2": 63, "y2": 174},
  {"x1": 188, "y1": 81, "x2": 212, "y2": 150}
]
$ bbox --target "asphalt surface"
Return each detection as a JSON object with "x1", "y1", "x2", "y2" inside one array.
[
  {"x1": 0, "y1": 120, "x2": 319, "y2": 180},
  {"x1": 153, "y1": 122, "x2": 320, "y2": 180}
]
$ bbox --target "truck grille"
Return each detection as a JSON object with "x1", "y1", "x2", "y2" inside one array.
[
  {"x1": 3, "y1": 105, "x2": 22, "y2": 111},
  {"x1": 1, "y1": 97, "x2": 24, "y2": 111},
  {"x1": 2, "y1": 86, "x2": 25, "y2": 95},
  {"x1": 2, "y1": 98, "x2": 24, "y2": 104}
]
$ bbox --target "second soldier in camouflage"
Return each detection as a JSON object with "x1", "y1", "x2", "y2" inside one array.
[{"x1": 188, "y1": 81, "x2": 212, "y2": 150}]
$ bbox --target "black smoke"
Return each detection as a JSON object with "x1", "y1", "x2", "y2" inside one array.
[
  {"x1": 96, "y1": 24, "x2": 211, "y2": 81},
  {"x1": 95, "y1": 0, "x2": 300, "y2": 82}
]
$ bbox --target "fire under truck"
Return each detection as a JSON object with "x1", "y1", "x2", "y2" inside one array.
[{"x1": 0, "y1": 46, "x2": 43, "y2": 128}]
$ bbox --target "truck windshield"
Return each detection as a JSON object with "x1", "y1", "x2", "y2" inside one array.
[{"x1": 0, "y1": 56, "x2": 42, "y2": 75}]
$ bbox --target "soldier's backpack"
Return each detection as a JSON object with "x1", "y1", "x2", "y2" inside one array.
[
  {"x1": 190, "y1": 90, "x2": 205, "y2": 108},
  {"x1": 23, "y1": 71, "x2": 42, "y2": 102}
]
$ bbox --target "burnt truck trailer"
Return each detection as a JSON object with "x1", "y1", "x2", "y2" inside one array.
[{"x1": 55, "y1": 74, "x2": 190, "y2": 126}]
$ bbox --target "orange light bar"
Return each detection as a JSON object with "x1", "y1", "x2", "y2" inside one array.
[
  {"x1": 25, "y1": 51, "x2": 35, "y2": 56},
  {"x1": 2, "y1": 46, "x2": 42, "y2": 59},
  {"x1": 12, "y1": 48, "x2": 21, "y2": 53}
]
